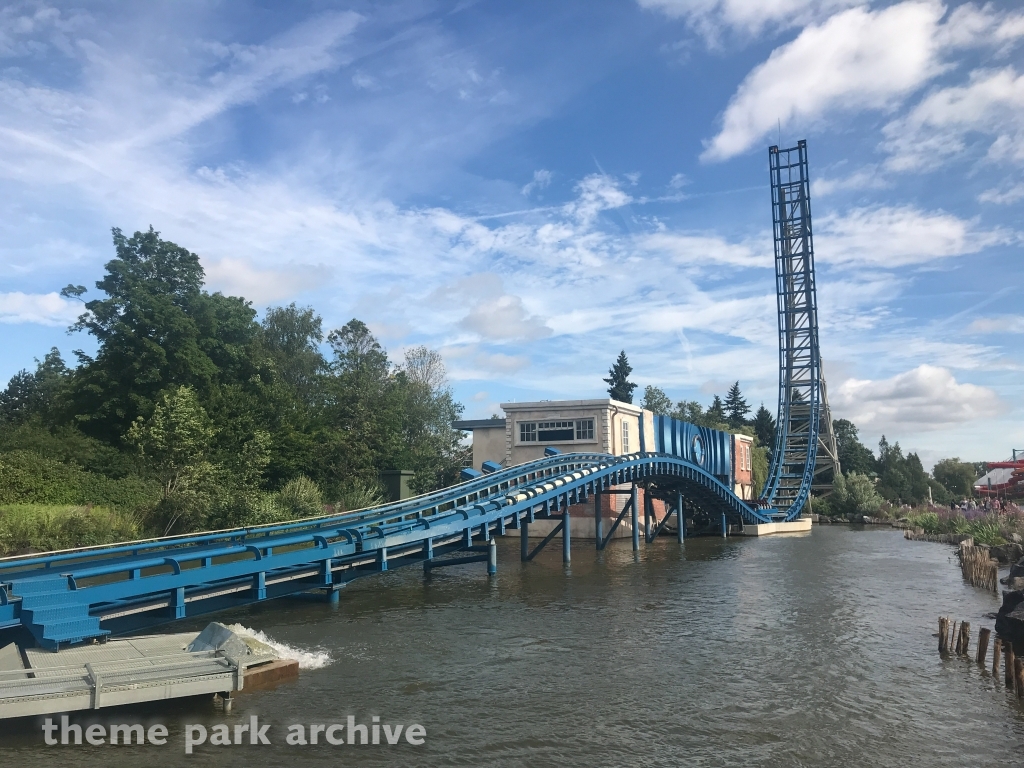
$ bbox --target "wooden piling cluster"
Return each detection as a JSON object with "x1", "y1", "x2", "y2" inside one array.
[
  {"x1": 939, "y1": 615, "x2": 1024, "y2": 701},
  {"x1": 957, "y1": 540, "x2": 999, "y2": 592}
]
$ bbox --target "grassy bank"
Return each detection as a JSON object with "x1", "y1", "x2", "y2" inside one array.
[
  {"x1": 0, "y1": 504, "x2": 143, "y2": 556},
  {"x1": 902, "y1": 508, "x2": 1023, "y2": 546}
]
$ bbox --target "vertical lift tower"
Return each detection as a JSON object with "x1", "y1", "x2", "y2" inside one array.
[{"x1": 760, "y1": 141, "x2": 840, "y2": 517}]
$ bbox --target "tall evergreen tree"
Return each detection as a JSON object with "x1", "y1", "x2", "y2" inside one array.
[
  {"x1": 604, "y1": 351, "x2": 636, "y2": 404},
  {"x1": 706, "y1": 394, "x2": 725, "y2": 424},
  {"x1": 724, "y1": 381, "x2": 750, "y2": 428},
  {"x1": 751, "y1": 403, "x2": 776, "y2": 449}
]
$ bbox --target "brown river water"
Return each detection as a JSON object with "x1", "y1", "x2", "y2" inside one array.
[{"x1": 0, "y1": 524, "x2": 1020, "y2": 767}]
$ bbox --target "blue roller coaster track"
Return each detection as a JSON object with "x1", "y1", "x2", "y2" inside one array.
[{"x1": 0, "y1": 142, "x2": 826, "y2": 650}]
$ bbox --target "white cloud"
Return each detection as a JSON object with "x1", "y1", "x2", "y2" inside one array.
[
  {"x1": 563, "y1": 174, "x2": 631, "y2": 225},
  {"x1": 967, "y1": 315, "x2": 1024, "y2": 334},
  {"x1": 979, "y1": 183, "x2": 1024, "y2": 205},
  {"x1": 203, "y1": 258, "x2": 332, "y2": 305},
  {"x1": 883, "y1": 67, "x2": 1024, "y2": 171},
  {"x1": 702, "y1": 2, "x2": 1024, "y2": 162},
  {"x1": 833, "y1": 364, "x2": 1004, "y2": 432},
  {"x1": 816, "y1": 205, "x2": 1008, "y2": 267},
  {"x1": 521, "y1": 169, "x2": 552, "y2": 196},
  {"x1": 811, "y1": 166, "x2": 887, "y2": 196},
  {"x1": 668, "y1": 172, "x2": 689, "y2": 189},
  {"x1": 637, "y1": 0, "x2": 861, "y2": 43},
  {"x1": 0, "y1": 291, "x2": 79, "y2": 325},
  {"x1": 639, "y1": 232, "x2": 768, "y2": 268}
]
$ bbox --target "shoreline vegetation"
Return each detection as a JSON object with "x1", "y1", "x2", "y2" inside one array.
[{"x1": 1, "y1": 228, "x2": 1018, "y2": 557}]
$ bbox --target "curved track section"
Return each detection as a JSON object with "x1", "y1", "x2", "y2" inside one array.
[{"x1": 0, "y1": 451, "x2": 769, "y2": 648}]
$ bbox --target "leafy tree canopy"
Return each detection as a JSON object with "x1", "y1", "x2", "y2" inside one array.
[{"x1": 640, "y1": 385, "x2": 673, "y2": 415}]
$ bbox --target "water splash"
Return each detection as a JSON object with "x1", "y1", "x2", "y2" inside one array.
[{"x1": 226, "y1": 624, "x2": 332, "y2": 669}]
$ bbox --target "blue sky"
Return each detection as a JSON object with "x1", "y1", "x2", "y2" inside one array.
[{"x1": 0, "y1": 0, "x2": 1021, "y2": 468}]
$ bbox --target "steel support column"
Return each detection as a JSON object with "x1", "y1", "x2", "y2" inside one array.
[
  {"x1": 631, "y1": 484, "x2": 640, "y2": 552},
  {"x1": 562, "y1": 508, "x2": 571, "y2": 564},
  {"x1": 677, "y1": 492, "x2": 684, "y2": 543},
  {"x1": 594, "y1": 492, "x2": 603, "y2": 549}
]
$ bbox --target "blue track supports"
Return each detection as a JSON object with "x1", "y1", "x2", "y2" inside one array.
[
  {"x1": 594, "y1": 492, "x2": 602, "y2": 549},
  {"x1": 631, "y1": 484, "x2": 640, "y2": 551},
  {"x1": 0, "y1": 450, "x2": 782, "y2": 646},
  {"x1": 721, "y1": 513, "x2": 727, "y2": 538},
  {"x1": 521, "y1": 519, "x2": 529, "y2": 562},
  {"x1": 644, "y1": 492, "x2": 652, "y2": 542},
  {"x1": 562, "y1": 509, "x2": 571, "y2": 564},
  {"x1": 487, "y1": 538, "x2": 497, "y2": 576},
  {"x1": 677, "y1": 492, "x2": 684, "y2": 544}
]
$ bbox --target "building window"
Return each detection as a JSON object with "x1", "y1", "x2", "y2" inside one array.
[
  {"x1": 621, "y1": 420, "x2": 630, "y2": 453},
  {"x1": 518, "y1": 418, "x2": 596, "y2": 444},
  {"x1": 576, "y1": 418, "x2": 594, "y2": 441}
]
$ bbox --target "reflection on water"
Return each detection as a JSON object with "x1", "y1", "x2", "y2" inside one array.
[{"x1": 1, "y1": 526, "x2": 1021, "y2": 767}]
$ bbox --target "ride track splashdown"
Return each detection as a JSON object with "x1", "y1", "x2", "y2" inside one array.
[{"x1": 0, "y1": 141, "x2": 829, "y2": 651}]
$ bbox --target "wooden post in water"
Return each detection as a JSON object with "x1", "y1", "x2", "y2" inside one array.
[
  {"x1": 977, "y1": 627, "x2": 991, "y2": 666},
  {"x1": 959, "y1": 622, "x2": 971, "y2": 658},
  {"x1": 952, "y1": 621, "x2": 961, "y2": 655},
  {"x1": 992, "y1": 633, "x2": 1002, "y2": 678},
  {"x1": 938, "y1": 617, "x2": 949, "y2": 654},
  {"x1": 1004, "y1": 640, "x2": 1015, "y2": 688},
  {"x1": 1016, "y1": 658, "x2": 1024, "y2": 700}
]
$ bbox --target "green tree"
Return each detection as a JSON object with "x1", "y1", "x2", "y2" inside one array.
[
  {"x1": 640, "y1": 385, "x2": 673, "y2": 415},
  {"x1": 833, "y1": 418, "x2": 876, "y2": 476},
  {"x1": 0, "y1": 348, "x2": 69, "y2": 425},
  {"x1": 751, "y1": 403, "x2": 776, "y2": 451},
  {"x1": 706, "y1": 395, "x2": 725, "y2": 425},
  {"x1": 604, "y1": 351, "x2": 636, "y2": 404},
  {"x1": 395, "y1": 346, "x2": 466, "y2": 492},
  {"x1": 932, "y1": 458, "x2": 978, "y2": 499},
  {"x1": 68, "y1": 227, "x2": 259, "y2": 442},
  {"x1": 830, "y1": 472, "x2": 884, "y2": 517},
  {"x1": 724, "y1": 382, "x2": 750, "y2": 429},
  {"x1": 125, "y1": 385, "x2": 218, "y2": 534},
  {"x1": 876, "y1": 436, "x2": 930, "y2": 505}
]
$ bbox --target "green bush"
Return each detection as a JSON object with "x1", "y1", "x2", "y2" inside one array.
[
  {"x1": 0, "y1": 450, "x2": 160, "y2": 510},
  {"x1": 276, "y1": 475, "x2": 323, "y2": 519},
  {"x1": 0, "y1": 505, "x2": 143, "y2": 555},
  {"x1": 830, "y1": 472, "x2": 884, "y2": 518}
]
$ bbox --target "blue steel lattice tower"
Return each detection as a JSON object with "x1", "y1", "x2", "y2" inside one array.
[{"x1": 760, "y1": 140, "x2": 824, "y2": 518}]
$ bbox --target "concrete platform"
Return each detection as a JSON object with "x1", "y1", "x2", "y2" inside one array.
[
  {"x1": 0, "y1": 628, "x2": 284, "y2": 720},
  {"x1": 738, "y1": 518, "x2": 813, "y2": 536}
]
